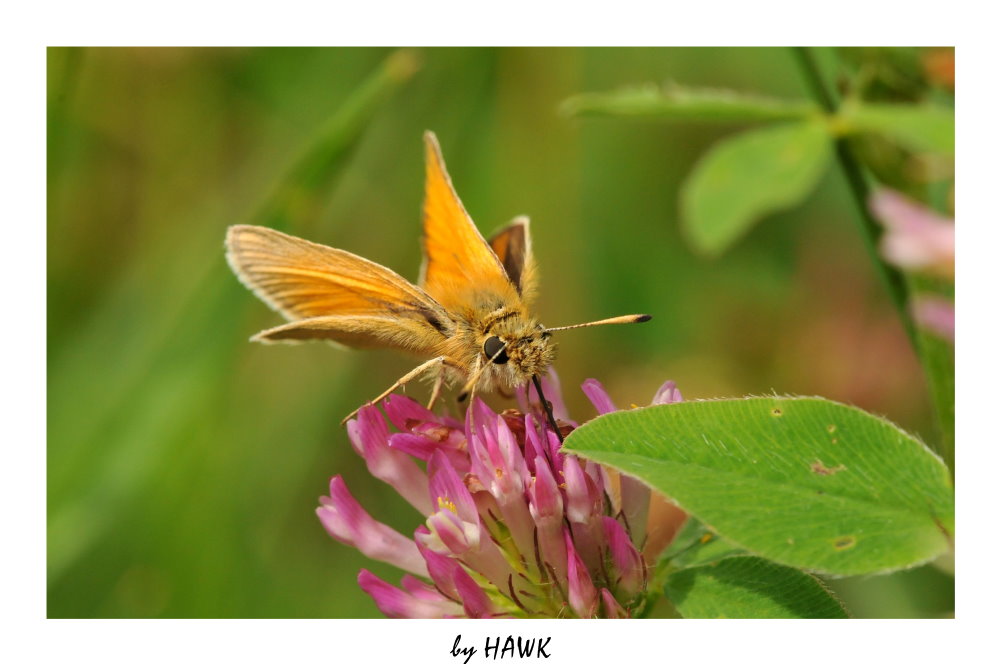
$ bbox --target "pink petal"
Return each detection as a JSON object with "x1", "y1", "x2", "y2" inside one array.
[
  {"x1": 386, "y1": 432, "x2": 439, "y2": 461},
  {"x1": 539, "y1": 368, "x2": 573, "y2": 423},
  {"x1": 523, "y1": 414, "x2": 551, "y2": 473},
  {"x1": 466, "y1": 397, "x2": 498, "y2": 437},
  {"x1": 563, "y1": 455, "x2": 599, "y2": 524},
  {"x1": 414, "y1": 525, "x2": 462, "y2": 600},
  {"x1": 565, "y1": 462, "x2": 610, "y2": 574},
  {"x1": 417, "y1": 518, "x2": 517, "y2": 596},
  {"x1": 383, "y1": 394, "x2": 470, "y2": 472},
  {"x1": 581, "y1": 378, "x2": 619, "y2": 416},
  {"x1": 870, "y1": 188, "x2": 955, "y2": 278},
  {"x1": 358, "y1": 569, "x2": 460, "y2": 618},
  {"x1": 600, "y1": 588, "x2": 628, "y2": 618},
  {"x1": 568, "y1": 519, "x2": 604, "y2": 579},
  {"x1": 422, "y1": 506, "x2": 480, "y2": 556},
  {"x1": 382, "y1": 393, "x2": 438, "y2": 430},
  {"x1": 453, "y1": 401, "x2": 540, "y2": 568},
  {"x1": 545, "y1": 428, "x2": 564, "y2": 475},
  {"x1": 453, "y1": 566, "x2": 496, "y2": 618},
  {"x1": 529, "y1": 456, "x2": 564, "y2": 521},
  {"x1": 651, "y1": 380, "x2": 684, "y2": 405},
  {"x1": 412, "y1": 420, "x2": 469, "y2": 463},
  {"x1": 495, "y1": 415, "x2": 528, "y2": 494},
  {"x1": 585, "y1": 461, "x2": 616, "y2": 514},
  {"x1": 564, "y1": 530, "x2": 598, "y2": 618},
  {"x1": 472, "y1": 419, "x2": 513, "y2": 498},
  {"x1": 411, "y1": 420, "x2": 466, "y2": 445},
  {"x1": 602, "y1": 516, "x2": 645, "y2": 596},
  {"x1": 912, "y1": 295, "x2": 955, "y2": 343},
  {"x1": 389, "y1": 432, "x2": 470, "y2": 473},
  {"x1": 401, "y1": 574, "x2": 448, "y2": 602},
  {"x1": 465, "y1": 429, "x2": 494, "y2": 491},
  {"x1": 524, "y1": 457, "x2": 568, "y2": 584},
  {"x1": 428, "y1": 451, "x2": 479, "y2": 524},
  {"x1": 517, "y1": 368, "x2": 575, "y2": 424},
  {"x1": 472, "y1": 418, "x2": 536, "y2": 559},
  {"x1": 348, "y1": 405, "x2": 431, "y2": 515},
  {"x1": 316, "y1": 476, "x2": 427, "y2": 577}
]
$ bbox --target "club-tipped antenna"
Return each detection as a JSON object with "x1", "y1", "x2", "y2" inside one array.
[{"x1": 544, "y1": 313, "x2": 651, "y2": 333}]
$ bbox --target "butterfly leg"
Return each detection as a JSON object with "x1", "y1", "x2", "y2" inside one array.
[
  {"x1": 457, "y1": 356, "x2": 484, "y2": 404},
  {"x1": 341, "y1": 356, "x2": 448, "y2": 425},
  {"x1": 426, "y1": 369, "x2": 445, "y2": 411}
]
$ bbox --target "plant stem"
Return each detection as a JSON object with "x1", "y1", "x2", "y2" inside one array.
[
  {"x1": 791, "y1": 47, "x2": 917, "y2": 349},
  {"x1": 793, "y1": 48, "x2": 953, "y2": 474}
]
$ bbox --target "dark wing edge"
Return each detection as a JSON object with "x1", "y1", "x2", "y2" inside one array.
[{"x1": 488, "y1": 216, "x2": 537, "y2": 304}]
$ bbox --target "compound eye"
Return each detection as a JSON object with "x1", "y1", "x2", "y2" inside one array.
[{"x1": 483, "y1": 336, "x2": 509, "y2": 364}]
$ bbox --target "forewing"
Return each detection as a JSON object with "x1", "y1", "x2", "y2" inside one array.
[
  {"x1": 226, "y1": 225, "x2": 453, "y2": 352},
  {"x1": 252, "y1": 315, "x2": 442, "y2": 352},
  {"x1": 419, "y1": 132, "x2": 521, "y2": 310},
  {"x1": 487, "y1": 215, "x2": 537, "y2": 305}
]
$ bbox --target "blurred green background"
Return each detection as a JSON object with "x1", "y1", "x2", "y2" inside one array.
[{"x1": 47, "y1": 47, "x2": 952, "y2": 618}]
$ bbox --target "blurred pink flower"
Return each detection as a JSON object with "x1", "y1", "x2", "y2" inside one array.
[
  {"x1": 317, "y1": 373, "x2": 688, "y2": 618},
  {"x1": 912, "y1": 295, "x2": 955, "y2": 343},
  {"x1": 869, "y1": 188, "x2": 955, "y2": 343},
  {"x1": 869, "y1": 188, "x2": 954, "y2": 280}
]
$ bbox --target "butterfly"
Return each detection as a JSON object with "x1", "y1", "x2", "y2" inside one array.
[{"x1": 226, "y1": 131, "x2": 650, "y2": 430}]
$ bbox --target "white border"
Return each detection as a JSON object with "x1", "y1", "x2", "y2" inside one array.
[{"x1": 12, "y1": 1, "x2": 995, "y2": 662}]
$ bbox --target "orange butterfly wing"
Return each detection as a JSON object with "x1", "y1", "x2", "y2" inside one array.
[
  {"x1": 418, "y1": 132, "x2": 522, "y2": 312},
  {"x1": 487, "y1": 215, "x2": 537, "y2": 305},
  {"x1": 226, "y1": 225, "x2": 452, "y2": 352}
]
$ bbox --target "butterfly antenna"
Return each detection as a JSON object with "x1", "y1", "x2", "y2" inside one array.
[
  {"x1": 545, "y1": 314, "x2": 651, "y2": 333},
  {"x1": 532, "y1": 374, "x2": 564, "y2": 443}
]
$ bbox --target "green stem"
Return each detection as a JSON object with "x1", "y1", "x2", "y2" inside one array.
[
  {"x1": 790, "y1": 47, "x2": 917, "y2": 350},
  {"x1": 792, "y1": 47, "x2": 952, "y2": 474}
]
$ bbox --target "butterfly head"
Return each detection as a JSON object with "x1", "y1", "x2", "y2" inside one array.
[{"x1": 477, "y1": 315, "x2": 556, "y2": 391}]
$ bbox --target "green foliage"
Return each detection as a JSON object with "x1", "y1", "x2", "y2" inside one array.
[
  {"x1": 565, "y1": 50, "x2": 954, "y2": 258},
  {"x1": 48, "y1": 47, "x2": 419, "y2": 618},
  {"x1": 562, "y1": 83, "x2": 818, "y2": 122},
  {"x1": 680, "y1": 121, "x2": 831, "y2": 256},
  {"x1": 254, "y1": 50, "x2": 421, "y2": 233},
  {"x1": 916, "y1": 323, "x2": 956, "y2": 472},
  {"x1": 664, "y1": 556, "x2": 848, "y2": 618},
  {"x1": 840, "y1": 101, "x2": 955, "y2": 156},
  {"x1": 48, "y1": 46, "x2": 953, "y2": 619},
  {"x1": 564, "y1": 397, "x2": 954, "y2": 576},
  {"x1": 655, "y1": 518, "x2": 847, "y2": 617},
  {"x1": 563, "y1": 48, "x2": 954, "y2": 618},
  {"x1": 658, "y1": 518, "x2": 747, "y2": 568}
]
